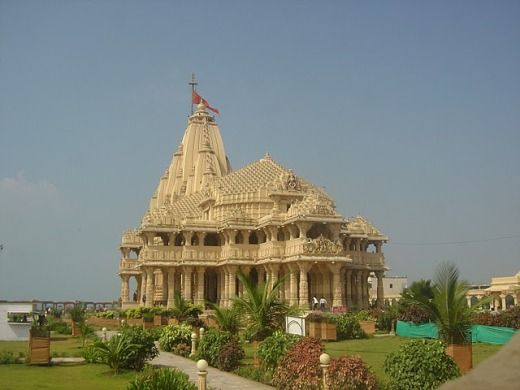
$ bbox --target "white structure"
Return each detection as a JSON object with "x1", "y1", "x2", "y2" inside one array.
[
  {"x1": 369, "y1": 275, "x2": 407, "y2": 306},
  {"x1": 0, "y1": 302, "x2": 33, "y2": 341}
]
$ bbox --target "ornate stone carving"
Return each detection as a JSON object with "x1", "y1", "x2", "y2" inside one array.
[
  {"x1": 276, "y1": 169, "x2": 302, "y2": 191},
  {"x1": 302, "y1": 234, "x2": 343, "y2": 255}
]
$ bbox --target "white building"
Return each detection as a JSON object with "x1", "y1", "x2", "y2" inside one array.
[
  {"x1": 368, "y1": 275, "x2": 407, "y2": 306},
  {"x1": 0, "y1": 302, "x2": 33, "y2": 341}
]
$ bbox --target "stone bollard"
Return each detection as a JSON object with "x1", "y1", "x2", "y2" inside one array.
[
  {"x1": 390, "y1": 319, "x2": 396, "y2": 336},
  {"x1": 320, "y1": 353, "x2": 331, "y2": 390},
  {"x1": 199, "y1": 327, "x2": 205, "y2": 341},
  {"x1": 120, "y1": 319, "x2": 126, "y2": 327},
  {"x1": 190, "y1": 332, "x2": 198, "y2": 357},
  {"x1": 197, "y1": 359, "x2": 208, "y2": 390},
  {"x1": 102, "y1": 327, "x2": 107, "y2": 342}
]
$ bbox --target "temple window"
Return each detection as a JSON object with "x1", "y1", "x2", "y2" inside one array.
[
  {"x1": 174, "y1": 234, "x2": 184, "y2": 246},
  {"x1": 307, "y1": 223, "x2": 332, "y2": 240},
  {"x1": 249, "y1": 231, "x2": 259, "y2": 245},
  {"x1": 235, "y1": 231, "x2": 244, "y2": 244},
  {"x1": 204, "y1": 233, "x2": 220, "y2": 246}
]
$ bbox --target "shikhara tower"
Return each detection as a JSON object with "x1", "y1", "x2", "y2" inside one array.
[{"x1": 118, "y1": 99, "x2": 388, "y2": 310}]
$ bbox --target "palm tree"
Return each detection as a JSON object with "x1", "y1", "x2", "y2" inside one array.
[
  {"x1": 233, "y1": 271, "x2": 290, "y2": 342},
  {"x1": 403, "y1": 262, "x2": 488, "y2": 344},
  {"x1": 207, "y1": 303, "x2": 241, "y2": 334},
  {"x1": 169, "y1": 291, "x2": 202, "y2": 322}
]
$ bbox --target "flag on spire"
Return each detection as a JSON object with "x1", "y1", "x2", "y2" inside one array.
[{"x1": 192, "y1": 90, "x2": 220, "y2": 115}]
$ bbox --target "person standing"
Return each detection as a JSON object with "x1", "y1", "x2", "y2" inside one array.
[{"x1": 319, "y1": 297, "x2": 327, "y2": 311}]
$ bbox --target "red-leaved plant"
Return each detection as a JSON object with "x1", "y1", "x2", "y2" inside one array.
[
  {"x1": 326, "y1": 355, "x2": 377, "y2": 390},
  {"x1": 272, "y1": 337, "x2": 323, "y2": 389}
]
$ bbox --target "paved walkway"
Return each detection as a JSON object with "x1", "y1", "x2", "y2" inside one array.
[{"x1": 151, "y1": 351, "x2": 274, "y2": 390}]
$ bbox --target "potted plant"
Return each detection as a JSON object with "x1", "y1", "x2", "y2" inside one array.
[
  {"x1": 402, "y1": 262, "x2": 490, "y2": 373},
  {"x1": 67, "y1": 303, "x2": 85, "y2": 337},
  {"x1": 355, "y1": 310, "x2": 376, "y2": 335},
  {"x1": 28, "y1": 314, "x2": 50, "y2": 365},
  {"x1": 306, "y1": 312, "x2": 337, "y2": 340}
]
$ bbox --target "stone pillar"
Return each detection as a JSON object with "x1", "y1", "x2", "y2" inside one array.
[
  {"x1": 257, "y1": 265, "x2": 266, "y2": 285},
  {"x1": 269, "y1": 263, "x2": 280, "y2": 290},
  {"x1": 222, "y1": 268, "x2": 229, "y2": 307},
  {"x1": 362, "y1": 271, "x2": 370, "y2": 309},
  {"x1": 345, "y1": 270, "x2": 352, "y2": 308},
  {"x1": 287, "y1": 263, "x2": 298, "y2": 306},
  {"x1": 120, "y1": 274, "x2": 130, "y2": 303},
  {"x1": 239, "y1": 266, "x2": 251, "y2": 297},
  {"x1": 145, "y1": 268, "x2": 154, "y2": 307},
  {"x1": 514, "y1": 294, "x2": 518, "y2": 306},
  {"x1": 167, "y1": 268, "x2": 176, "y2": 308},
  {"x1": 466, "y1": 296, "x2": 472, "y2": 308},
  {"x1": 355, "y1": 271, "x2": 363, "y2": 309},
  {"x1": 328, "y1": 263, "x2": 342, "y2": 308},
  {"x1": 140, "y1": 271, "x2": 147, "y2": 305},
  {"x1": 161, "y1": 269, "x2": 168, "y2": 303},
  {"x1": 376, "y1": 271, "x2": 384, "y2": 308},
  {"x1": 183, "y1": 266, "x2": 193, "y2": 303},
  {"x1": 228, "y1": 266, "x2": 237, "y2": 304},
  {"x1": 298, "y1": 262, "x2": 311, "y2": 308},
  {"x1": 500, "y1": 294, "x2": 507, "y2": 310},
  {"x1": 196, "y1": 267, "x2": 205, "y2": 306}
]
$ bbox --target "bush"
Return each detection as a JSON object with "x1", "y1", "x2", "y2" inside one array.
[
  {"x1": 81, "y1": 344, "x2": 100, "y2": 363},
  {"x1": 397, "y1": 304, "x2": 432, "y2": 324},
  {"x1": 0, "y1": 351, "x2": 20, "y2": 364},
  {"x1": 333, "y1": 314, "x2": 367, "y2": 340},
  {"x1": 471, "y1": 307, "x2": 520, "y2": 329},
  {"x1": 272, "y1": 337, "x2": 323, "y2": 389},
  {"x1": 120, "y1": 326, "x2": 159, "y2": 370},
  {"x1": 96, "y1": 310, "x2": 118, "y2": 319},
  {"x1": 173, "y1": 343, "x2": 191, "y2": 358},
  {"x1": 93, "y1": 335, "x2": 136, "y2": 375},
  {"x1": 218, "y1": 340, "x2": 245, "y2": 371},
  {"x1": 384, "y1": 339, "x2": 460, "y2": 390},
  {"x1": 326, "y1": 355, "x2": 377, "y2": 390},
  {"x1": 197, "y1": 328, "x2": 234, "y2": 368},
  {"x1": 353, "y1": 310, "x2": 375, "y2": 321},
  {"x1": 158, "y1": 324, "x2": 192, "y2": 352},
  {"x1": 257, "y1": 330, "x2": 299, "y2": 371},
  {"x1": 127, "y1": 367, "x2": 197, "y2": 390},
  {"x1": 375, "y1": 307, "x2": 398, "y2": 333},
  {"x1": 47, "y1": 317, "x2": 72, "y2": 335}
]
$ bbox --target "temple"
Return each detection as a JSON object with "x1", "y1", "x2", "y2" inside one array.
[{"x1": 118, "y1": 100, "x2": 388, "y2": 310}]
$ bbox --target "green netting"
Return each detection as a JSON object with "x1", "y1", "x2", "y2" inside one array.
[
  {"x1": 396, "y1": 320, "x2": 438, "y2": 339},
  {"x1": 396, "y1": 320, "x2": 518, "y2": 345},
  {"x1": 471, "y1": 325, "x2": 518, "y2": 345}
]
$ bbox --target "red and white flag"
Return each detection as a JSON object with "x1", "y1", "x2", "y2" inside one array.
[{"x1": 192, "y1": 90, "x2": 220, "y2": 115}]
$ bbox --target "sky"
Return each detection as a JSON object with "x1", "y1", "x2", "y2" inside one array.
[{"x1": 0, "y1": 1, "x2": 519, "y2": 301}]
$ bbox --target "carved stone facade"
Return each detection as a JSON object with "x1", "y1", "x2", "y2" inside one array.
[{"x1": 118, "y1": 102, "x2": 388, "y2": 310}]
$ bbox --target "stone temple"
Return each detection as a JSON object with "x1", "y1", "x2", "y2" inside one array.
[{"x1": 118, "y1": 100, "x2": 388, "y2": 310}]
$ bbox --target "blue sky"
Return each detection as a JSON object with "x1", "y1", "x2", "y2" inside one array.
[{"x1": 1, "y1": 1, "x2": 519, "y2": 300}]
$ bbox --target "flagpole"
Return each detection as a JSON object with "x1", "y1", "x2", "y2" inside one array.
[{"x1": 189, "y1": 73, "x2": 198, "y2": 114}]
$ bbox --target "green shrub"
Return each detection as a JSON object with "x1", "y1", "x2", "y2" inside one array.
[
  {"x1": 257, "y1": 330, "x2": 299, "y2": 371},
  {"x1": 93, "y1": 335, "x2": 137, "y2": 375},
  {"x1": 326, "y1": 355, "x2": 377, "y2": 390},
  {"x1": 158, "y1": 323, "x2": 192, "y2": 352},
  {"x1": 397, "y1": 304, "x2": 432, "y2": 324},
  {"x1": 272, "y1": 337, "x2": 323, "y2": 390},
  {"x1": 376, "y1": 307, "x2": 398, "y2": 332},
  {"x1": 81, "y1": 344, "x2": 100, "y2": 363},
  {"x1": 333, "y1": 314, "x2": 367, "y2": 340},
  {"x1": 67, "y1": 303, "x2": 86, "y2": 323},
  {"x1": 96, "y1": 310, "x2": 118, "y2": 319},
  {"x1": 120, "y1": 326, "x2": 159, "y2": 370},
  {"x1": 196, "y1": 328, "x2": 234, "y2": 368},
  {"x1": 217, "y1": 340, "x2": 245, "y2": 371},
  {"x1": 47, "y1": 317, "x2": 72, "y2": 335},
  {"x1": 353, "y1": 310, "x2": 375, "y2": 321},
  {"x1": 127, "y1": 367, "x2": 197, "y2": 390},
  {"x1": 0, "y1": 351, "x2": 20, "y2": 364},
  {"x1": 384, "y1": 339, "x2": 460, "y2": 390}
]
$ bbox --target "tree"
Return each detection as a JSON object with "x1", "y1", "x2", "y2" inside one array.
[
  {"x1": 402, "y1": 262, "x2": 489, "y2": 344},
  {"x1": 401, "y1": 279, "x2": 434, "y2": 301},
  {"x1": 233, "y1": 272, "x2": 290, "y2": 341},
  {"x1": 169, "y1": 291, "x2": 202, "y2": 322},
  {"x1": 208, "y1": 303, "x2": 241, "y2": 334}
]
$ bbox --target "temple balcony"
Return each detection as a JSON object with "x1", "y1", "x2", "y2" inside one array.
[
  {"x1": 347, "y1": 251, "x2": 385, "y2": 266},
  {"x1": 182, "y1": 246, "x2": 221, "y2": 262},
  {"x1": 119, "y1": 259, "x2": 140, "y2": 273},
  {"x1": 121, "y1": 229, "x2": 143, "y2": 246},
  {"x1": 257, "y1": 241, "x2": 285, "y2": 260},
  {"x1": 139, "y1": 246, "x2": 183, "y2": 261}
]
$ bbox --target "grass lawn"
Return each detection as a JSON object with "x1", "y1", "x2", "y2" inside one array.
[
  {"x1": 0, "y1": 364, "x2": 135, "y2": 390},
  {"x1": 0, "y1": 334, "x2": 91, "y2": 358}
]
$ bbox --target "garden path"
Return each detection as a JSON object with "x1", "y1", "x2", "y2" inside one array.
[{"x1": 151, "y1": 351, "x2": 274, "y2": 390}]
